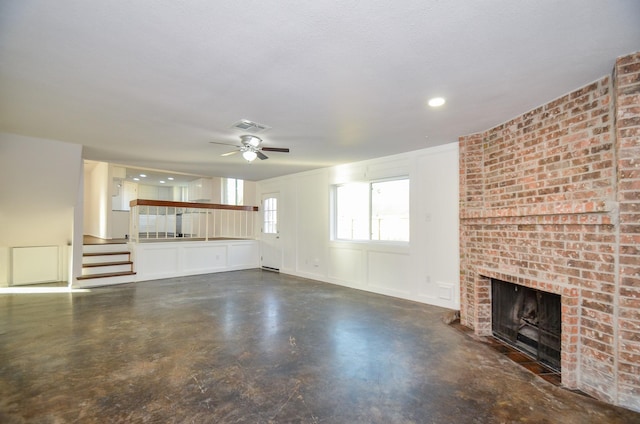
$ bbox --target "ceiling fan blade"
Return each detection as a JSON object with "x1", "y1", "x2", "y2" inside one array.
[
  {"x1": 221, "y1": 150, "x2": 240, "y2": 157},
  {"x1": 210, "y1": 141, "x2": 240, "y2": 147},
  {"x1": 261, "y1": 147, "x2": 290, "y2": 153},
  {"x1": 256, "y1": 150, "x2": 269, "y2": 160}
]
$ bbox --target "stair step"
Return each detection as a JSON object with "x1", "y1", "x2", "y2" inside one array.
[
  {"x1": 83, "y1": 243, "x2": 130, "y2": 254},
  {"x1": 78, "y1": 239, "x2": 135, "y2": 286},
  {"x1": 83, "y1": 251, "x2": 130, "y2": 257},
  {"x1": 77, "y1": 271, "x2": 136, "y2": 280},
  {"x1": 83, "y1": 261, "x2": 133, "y2": 268},
  {"x1": 83, "y1": 253, "x2": 131, "y2": 265},
  {"x1": 82, "y1": 262, "x2": 133, "y2": 276}
]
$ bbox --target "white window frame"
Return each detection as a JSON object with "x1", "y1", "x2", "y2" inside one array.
[
  {"x1": 222, "y1": 178, "x2": 244, "y2": 205},
  {"x1": 332, "y1": 176, "x2": 409, "y2": 243}
]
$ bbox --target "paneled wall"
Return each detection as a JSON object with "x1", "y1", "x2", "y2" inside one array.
[
  {"x1": 257, "y1": 143, "x2": 460, "y2": 310},
  {"x1": 133, "y1": 240, "x2": 259, "y2": 282}
]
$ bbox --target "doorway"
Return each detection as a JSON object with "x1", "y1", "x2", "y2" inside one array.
[{"x1": 260, "y1": 193, "x2": 281, "y2": 271}]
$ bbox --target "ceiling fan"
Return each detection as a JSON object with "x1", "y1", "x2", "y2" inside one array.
[{"x1": 210, "y1": 135, "x2": 290, "y2": 162}]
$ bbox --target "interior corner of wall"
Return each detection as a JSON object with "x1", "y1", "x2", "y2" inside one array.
[{"x1": 0, "y1": 246, "x2": 10, "y2": 287}]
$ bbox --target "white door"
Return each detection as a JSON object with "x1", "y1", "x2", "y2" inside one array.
[{"x1": 261, "y1": 193, "x2": 281, "y2": 271}]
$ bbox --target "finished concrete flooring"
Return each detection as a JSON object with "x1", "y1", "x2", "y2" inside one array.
[{"x1": 1, "y1": 270, "x2": 638, "y2": 423}]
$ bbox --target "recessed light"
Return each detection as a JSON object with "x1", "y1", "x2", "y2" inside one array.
[
  {"x1": 167, "y1": 177, "x2": 174, "y2": 181},
  {"x1": 139, "y1": 174, "x2": 147, "y2": 178},
  {"x1": 159, "y1": 180, "x2": 166, "y2": 184},
  {"x1": 428, "y1": 97, "x2": 446, "y2": 107},
  {"x1": 133, "y1": 177, "x2": 140, "y2": 181}
]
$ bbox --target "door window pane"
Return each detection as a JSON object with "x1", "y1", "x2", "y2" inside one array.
[{"x1": 263, "y1": 197, "x2": 277, "y2": 234}]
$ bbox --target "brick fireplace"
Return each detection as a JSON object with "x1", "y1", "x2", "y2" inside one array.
[{"x1": 459, "y1": 52, "x2": 639, "y2": 412}]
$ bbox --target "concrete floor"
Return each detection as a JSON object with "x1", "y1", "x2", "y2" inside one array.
[{"x1": 1, "y1": 270, "x2": 638, "y2": 423}]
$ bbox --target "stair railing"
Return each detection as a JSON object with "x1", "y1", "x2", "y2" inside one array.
[{"x1": 128, "y1": 199, "x2": 259, "y2": 242}]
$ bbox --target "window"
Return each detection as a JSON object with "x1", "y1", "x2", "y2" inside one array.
[
  {"x1": 335, "y1": 183, "x2": 369, "y2": 240},
  {"x1": 334, "y1": 178, "x2": 409, "y2": 242},
  {"x1": 222, "y1": 178, "x2": 244, "y2": 205}
]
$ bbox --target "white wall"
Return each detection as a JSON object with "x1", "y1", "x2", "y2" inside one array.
[
  {"x1": 138, "y1": 184, "x2": 173, "y2": 201},
  {"x1": 83, "y1": 161, "x2": 109, "y2": 238},
  {"x1": 256, "y1": 143, "x2": 460, "y2": 310},
  {"x1": 0, "y1": 133, "x2": 83, "y2": 286},
  {"x1": 243, "y1": 180, "x2": 257, "y2": 206},
  {"x1": 71, "y1": 168, "x2": 84, "y2": 285}
]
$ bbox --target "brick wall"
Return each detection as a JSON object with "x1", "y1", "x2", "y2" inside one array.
[
  {"x1": 615, "y1": 51, "x2": 640, "y2": 410},
  {"x1": 459, "y1": 51, "x2": 639, "y2": 411}
]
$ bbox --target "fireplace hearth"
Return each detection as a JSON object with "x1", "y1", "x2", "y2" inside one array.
[{"x1": 491, "y1": 279, "x2": 562, "y2": 371}]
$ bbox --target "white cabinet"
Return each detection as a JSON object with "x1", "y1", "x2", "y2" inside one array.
[{"x1": 188, "y1": 178, "x2": 212, "y2": 202}]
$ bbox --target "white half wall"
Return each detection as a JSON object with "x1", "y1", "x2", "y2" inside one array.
[
  {"x1": 133, "y1": 239, "x2": 260, "y2": 282},
  {"x1": 257, "y1": 143, "x2": 460, "y2": 310}
]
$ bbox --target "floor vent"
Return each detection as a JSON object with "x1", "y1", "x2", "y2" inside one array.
[{"x1": 261, "y1": 266, "x2": 280, "y2": 273}]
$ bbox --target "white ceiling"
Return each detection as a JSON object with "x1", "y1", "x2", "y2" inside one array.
[{"x1": 1, "y1": 1, "x2": 639, "y2": 181}]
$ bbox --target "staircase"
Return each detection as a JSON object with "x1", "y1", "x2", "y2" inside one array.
[{"x1": 77, "y1": 241, "x2": 136, "y2": 287}]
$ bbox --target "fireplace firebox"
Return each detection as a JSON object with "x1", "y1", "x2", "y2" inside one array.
[{"x1": 491, "y1": 279, "x2": 562, "y2": 371}]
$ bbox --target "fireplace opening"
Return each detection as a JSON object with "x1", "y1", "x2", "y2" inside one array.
[{"x1": 491, "y1": 279, "x2": 562, "y2": 372}]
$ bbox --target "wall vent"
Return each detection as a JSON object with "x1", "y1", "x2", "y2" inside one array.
[
  {"x1": 231, "y1": 119, "x2": 271, "y2": 134},
  {"x1": 11, "y1": 246, "x2": 60, "y2": 286}
]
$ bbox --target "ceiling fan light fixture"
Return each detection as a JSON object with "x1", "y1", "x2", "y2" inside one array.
[
  {"x1": 212, "y1": 134, "x2": 288, "y2": 163},
  {"x1": 240, "y1": 134, "x2": 262, "y2": 147},
  {"x1": 428, "y1": 97, "x2": 446, "y2": 107},
  {"x1": 242, "y1": 150, "x2": 258, "y2": 162}
]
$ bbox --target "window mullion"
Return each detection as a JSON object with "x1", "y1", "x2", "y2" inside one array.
[{"x1": 369, "y1": 183, "x2": 373, "y2": 241}]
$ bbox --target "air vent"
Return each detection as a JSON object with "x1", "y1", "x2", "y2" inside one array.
[{"x1": 231, "y1": 119, "x2": 271, "y2": 134}]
